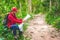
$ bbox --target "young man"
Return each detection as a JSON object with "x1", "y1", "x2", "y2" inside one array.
[{"x1": 7, "y1": 7, "x2": 23, "y2": 40}]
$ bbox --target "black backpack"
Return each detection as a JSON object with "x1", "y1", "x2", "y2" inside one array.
[{"x1": 3, "y1": 14, "x2": 9, "y2": 27}]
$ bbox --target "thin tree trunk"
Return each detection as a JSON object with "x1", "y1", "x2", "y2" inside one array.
[
  {"x1": 49, "y1": 0, "x2": 52, "y2": 11},
  {"x1": 28, "y1": 0, "x2": 32, "y2": 14},
  {"x1": 20, "y1": 2, "x2": 22, "y2": 18},
  {"x1": 25, "y1": 0, "x2": 28, "y2": 14},
  {"x1": 41, "y1": 0, "x2": 44, "y2": 2},
  {"x1": 56, "y1": 0, "x2": 59, "y2": 8}
]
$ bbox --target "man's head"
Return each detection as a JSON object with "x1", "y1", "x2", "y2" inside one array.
[{"x1": 11, "y1": 7, "x2": 18, "y2": 13}]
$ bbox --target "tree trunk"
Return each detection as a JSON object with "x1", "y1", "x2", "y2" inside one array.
[
  {"x1": 28, "y1": 0, "x2": 32, "y2": 14},
  {"x1": 49, "y1": 0, "x2": 52, "y2": 11},
  {"x1": 25, "y1": 0, "x2": 28, "y2": 14},
  {"x1": 20, "y1": 2, "x2": 22, "y2": 18}
]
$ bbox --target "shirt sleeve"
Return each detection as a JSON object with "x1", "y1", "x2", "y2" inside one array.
[{"x1": 8, "y1": 15, "x2": 22, "y2": 24}]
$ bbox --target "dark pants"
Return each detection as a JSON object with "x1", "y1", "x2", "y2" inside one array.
[{"x1": 10, "y1": 24, "x2": 19, "y2": 36}]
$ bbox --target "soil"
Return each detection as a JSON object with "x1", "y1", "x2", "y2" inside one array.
[{"x1": 24, "y1": 14, "x2": 60, "y2": 40}]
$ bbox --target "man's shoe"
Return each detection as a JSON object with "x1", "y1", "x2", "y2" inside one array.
[{"x1": 19, "y1": 31, "x2": 23, "y2": 36}]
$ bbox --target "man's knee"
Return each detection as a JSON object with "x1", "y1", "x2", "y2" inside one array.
[{"x1": 10, "y1": 24, "x2": 18, "y2": 30}]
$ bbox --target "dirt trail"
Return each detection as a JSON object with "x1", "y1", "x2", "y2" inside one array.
[{"x1": 24, "y1": 14, "x2": 60, "y2": 40}]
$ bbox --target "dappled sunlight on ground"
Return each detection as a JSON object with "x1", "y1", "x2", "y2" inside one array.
[{"x1": 24, "y1": 14, "x2": 60, "y2": 40}]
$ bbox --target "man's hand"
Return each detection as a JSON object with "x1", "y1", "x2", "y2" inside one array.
[{"x1": 23, "y1": 20, "x2": 26, "y2": 23}]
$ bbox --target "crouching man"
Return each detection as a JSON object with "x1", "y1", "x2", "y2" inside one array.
[{"x1": 7, "y1": 7, "x2": 24, "y2": 40}]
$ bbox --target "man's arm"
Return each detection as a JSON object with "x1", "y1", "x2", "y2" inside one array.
[{"x1": 8, "y1": 15, "x2": 22, "y2": 24}]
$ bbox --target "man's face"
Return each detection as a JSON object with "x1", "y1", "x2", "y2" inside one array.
[{"x1": 13, "y1": 10, "x2": 18, "y2": 14}]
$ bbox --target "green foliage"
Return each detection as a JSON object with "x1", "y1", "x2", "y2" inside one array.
[
  {"x1": 46, "y1": 5, "x2": 60, "y2": 29},
  {"x1": 53, "y1": 20, "x2": 60, "y2": 30},
  {"x1": 0, "y1": 0, "x2": 60, "y2": 40},
  {"x1": 0, "y1": 0, "x2": 28, "y2": 40}
]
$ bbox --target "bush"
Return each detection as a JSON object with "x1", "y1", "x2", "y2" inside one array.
[{"x1": 46, "y1": 6, "x2": 60, "y2": 30}]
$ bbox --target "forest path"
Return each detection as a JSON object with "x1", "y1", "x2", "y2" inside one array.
[{"x1": 24, "y1": 14, "x2": 60, "y2": 40}]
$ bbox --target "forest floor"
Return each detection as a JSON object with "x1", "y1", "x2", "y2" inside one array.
[{"x1": 24, "y1": 14, "x2": 60, "y2": 40}]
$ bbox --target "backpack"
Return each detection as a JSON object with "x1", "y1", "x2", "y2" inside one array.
[{"x1": 3, "y1": 14, "x2": 9, "y2": 27}]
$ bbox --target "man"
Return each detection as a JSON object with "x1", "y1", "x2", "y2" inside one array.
[{"x1": 7, "y1": 7, "x2": 24, "y2": 40}]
